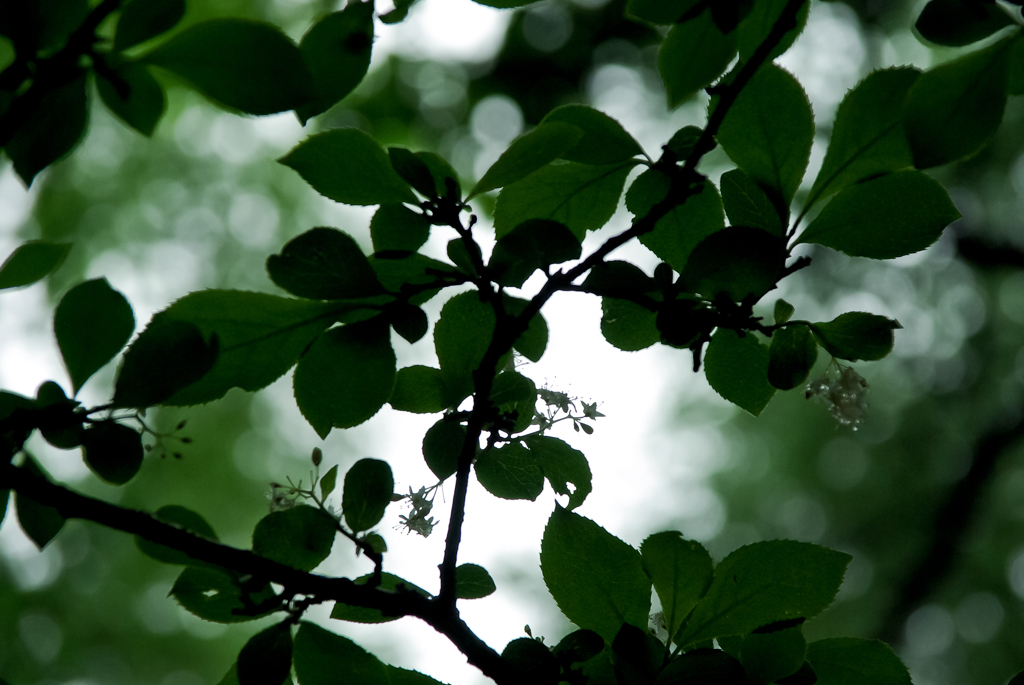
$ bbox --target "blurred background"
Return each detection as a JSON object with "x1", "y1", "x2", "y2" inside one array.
[{"x1": 2, "y1": 0, "x2": 1024, "y2": 683}]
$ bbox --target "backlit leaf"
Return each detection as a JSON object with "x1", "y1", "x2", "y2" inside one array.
[
  {"x1": 915, "y1": 0, "x2": 1014, "y2": 47},
  {"x1": 136, "y1": 505, "x2": 219, "y2": 566},
  {"x1": 636, "y1": 178, "x2": 726, "y2": 274},
  {"x1": 475, "y1": 443, "x2": 543, "y2": 501},
  {"x1": 737, "y1": 0, "x2": 810, "y2": 62},
  {"x1": 370, "y1": 205, "x2": 432, "y2": 253},
  {"x1": 14, "y1": 456, "x2": 66, "y2": 549},
  {"x1": 681, "y1": 226, "x2": 786, "y2": 303},
  {"x1": 659, "y1": 11, "x2": 737, "y2": 107},
  {"x1": 468, "y1": 122, "x2": 583, "y2": 199},
  {"x1": 342, "y1": 458, "x2": 394, "y2": 532},
  {"x1": 6, "y1": 75, "x2": 88, "y2": 186},
  {"x1": 0, "y1": 241, "x2": 70, "y2": 290},
  {"x1": 55, "y1": 278, "x2": 135, "y2": 395},
  {"x1": 115, "y1": 0, "x2": 185, "y2": 50},
  {"x1": 540, "y1": 105, "x2": 644, "y2": 165},
  {"x1": 252, "y1": 505, "x2": 336, "y2": 571},
  {"x1": 456, "y1": 563, "x2": 497, "y2": 599},
  {"x1": 267, "y1": 227, "x2": 384, "y2": 300},
  {"x1": 768, "y1": 324, "x2": 818, "y2": 390},
  {"x1": 806, "y1": 638, "x2": 912, "y2": 685},
  {"x1": 523, "y1": 434, "x2": 592, "y2": 510},
  {"x1": 810, "y1": 312, "x2": 901, "y2": 362},
  {"x1": 489, "y1": 219, "x2": 581, "y2": 288},
  {"x1": 296, "y1": 2, "x2": 374, "y2": 123},
  {"x1": 601, "y1": 298, "x2": 659, "y2": 352},
  {"x1": 422, "y1": 418, "x2": 464, "y2": 481},
  {"x1": 389, "y1": 366, "x2": 447, "y2": 414},
  {"x1": 640, "y1": 531, "x2": 713, "y2": 638},
  {"x1": 81, "y1": 421, "x2": 144, "y2": 485},
  {"x1": 293, "y1": 622, "x2": 389, "y2": 685},
  {"x1": 330, "y1": 573, "x2": 431, "y2": 623},
  {"x1": 720, "y1": 169, "x2": 783, "y2": 235},
  {"x1": 434, "y1": 292, "x2": 495, "y2": 402},
  {"x1": 113, "y1": 319, "x2": 218, "y2": 408},
  {"x1": 704, "y1": 328, "x2": 775, "y2": 416},
  {"x1": 237, "y1": 621, "x2": 292, "y2": 685},
  {"x1": 96, "y1": 62, "x2": 166, "y2": 137},
  {"x1": 172, "y1": 567, "x2": 278, "y2": 623},
  {"x1": 625, "y1": 0, "x2": 697, "y2": 24}
]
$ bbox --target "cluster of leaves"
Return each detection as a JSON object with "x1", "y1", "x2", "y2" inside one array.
[{"x1": 5, "y1": 0, "x2": 1024, "y2": 683}]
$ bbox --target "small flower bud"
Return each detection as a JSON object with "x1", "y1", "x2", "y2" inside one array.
[{"x1": 311, "y1": 447, "x2": 323, "y2": 466}]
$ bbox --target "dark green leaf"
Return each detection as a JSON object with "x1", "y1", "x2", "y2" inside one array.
[
  {"x1": 611, "y1": 623, "x2": 663, "y2": 682},
  {"x1": 768, "y1": 324, "x2": 818, "y2": 390},
  {"x1": 96, "y1": 62, "x2": 166, "y2": 137},
  {"x1": 703, "y1": 328, "x2": 776, "y2": 416},
  {"x1": 0, "y1": 0, "x2": 88, "y2": 54},
  {"x1": 143, "y1": 19, "x2": 314, "y2": 115},
  {"x1": 296, "y1": 2, "x2": 374, "y2": 123},
  {"x1": 55, "y1": 278, "x2": 135, "y2": 395},
  {"x1": 14, "y1": 456, "x2": 65, "y2": 549},
  {"x1": 281, "y1": 128, "x2": 418, "y2": 206},
  {"x1": 657, "y1": 299, "x2": 713, "y2": 348},
  {"x1": 390, "y1": 366, "x2": 448, "y2": 414},
  {"x1": 0, "y1": 490, "x2": 8, "y2": 528},
  {"x1": 370, "y1": 204, "x2": 431, "y2": 253},
  {"x1": 737, "y1": 624, "x2": 806, "y2": 684},
  {"x1": 370, "y1": 252, "x2": 459, "y2": 306},
  {"x1": 552, "y1": 630, "x2": 604, "y2": 665},
  {"x1": 489, "y1": 219, "x2": 581, "y2": 288},
  {"x1": 136, "y1": 505, "x2": 219, "y2": 565},
  {"x1": 237, "y1": 622, "x2": 293, "y2": 685},
  {"x1": 805, "y1": 638, "x2": 911, "y2": 685},
  {"x1": 320, "y1": 465, "x2": 339, "y2": 499},
  {"x1": 1010, "y1": 34, "x2": 1024, "y2": 95},
  {"x1": 342, "y1": 458, "x2": 394, "y2": 532},
  {"x1": 799, "y1": 171, "x2": 960, "y2": 259},
  {"x1": 625, "y1": 167, "x2": 670, "y2": 220},
  {"x1": 0, "y1": 241, "x2": 70, "y2": 290},
  {"x1": 6, "y1": 74, "x2": 88, "y2": 186},
  {"x1": 659, "y1": 12, "x2": 737, "y2": 108},
  {"x1": 636, "y1": 179, "x2": 725, "y2": 274},
  {"x1": 540, "y1": 104, "x2": 644, "y2": 165},
  {"x1": 388, "y1": 147, "x2": 438, "y2": 198},
  {"x1": 388, "y1": 302, "x2": 428, "y2": 344},
  {"x1": 774, "y1": 299, "x2": 795, "y2": 325},
  {"x1": 601, "y1": 298, "x2": 659, "y2": 352},
  {"x1": 809, "y1": 312, "x2": 902, "y2": 362},
  {"x1": 720, "y1": 169, "x2": 783, "y2": 236},
  {"x1": 523, "y1": 435, "x2": 592, "y2": 510},
  {"x1": 293, "y1": 622, "x2": 389, "y2": 685},
  {"x1": 294, "y1": 319, "x2": 397, "y2": 438},
  {"x1": 583, "y1": 261, "x2": 656, "y2": 300},
  {"x1": 625, "y1": 0, "x2": 698, "y2": 24},
  {"x1": 902, "y1": 35, "x2": 1012, "y2": 168},
  {"x1": 252, "y1": 505, "x2": 336, "y2": 571},
  {"x1": 387, "y1": 667, "x2": 450, "y2": 685},
  {"x1": 129, "y1": 291, "x2": 341, "y2": 406},
  {"x1": 172, "y1": 567, "x2": 278, "y2": 623},
  {"x1": 113, "y1": 319, "x2": 218, "y2": 408},
  {"x1": 491, "y1": 370, "x2": 536, "y2": 406},
  {"x1": 380, "y1": 0, "x2": 420, "y2": 24},
  {"x1": 681, "y1": 226, "x2": 786, "y2": 303},
  {"x1": 34, "y1": 381, "x2": 83, "y2": 450},
  {"x1": 715, "y1": 64, "x2": 813, "y2": 206},
  {"x1": 737, "y1": 0, "x2": 810, "y2": 62},
  {"x1": 469, "y1": 122, "x2": 584, "y2": 198},
  {"x1": 471, "y1": 0, "x2": 543, "y2": 7},
  {"x1": 502, "y1": 638, "x2": 559, "y2": 683},
  {"x1": 115, "y1": 0, "x2": 186, "y2": 50},
  {"x1": 475, "y1": 443, "x2": 543, "y2": 501},
  {"x1": 434, "y1": 291, "x2": 495, "y2": 402},
  {"x1": 504, "y1": 294, "x2": 549, "y2": 363},
  {"x1": 806, "y1": 67, "x2": 919, "y2": 209},
  {"x1": 916, "y1": 0, "x2": 1013, "y2": 47},
  {"x1": 330, "y1": 573, "x2": 431, "y2": 623},
  {"x1": 267, "y1": 227, "x2": 384, "y2": 300},
  {"x1": 675, "y1": 540, "x2": 850, "y2": 648},
  {"x1": 422, "y1": 418, "x2": 464, "y2": 481},
  {"x1": 540, "y1": 506, "x2": 651, "y2": 642},
  {"x1": 81, "y1": 421, "x2": 144, "y2": 485},
  {"x1": 456, "y1": 563, "x2": 497, "y2": 599},
  {"x1": 655, "y1": 648, "x2": 745, "y2": 685},
  {"x1": 493, "y1": 161, "x2": 637, "y2": 241},
  {"x1": 640, "y1": 531, "x2": 713, "y2": 638},
  {"x1": 666, "y1": 125, "x2": 703, "y2": 158}
]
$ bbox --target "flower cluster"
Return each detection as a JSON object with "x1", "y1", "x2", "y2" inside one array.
[
  {"x1": 267, "y1": 481, "x2": 301, "y2": 512},
  {"x1": 806, "y1": 364, "x2": 870, "y2": 428},
  {"x1": 398, "y1": 486, "x2": 437, "y2": 537}
]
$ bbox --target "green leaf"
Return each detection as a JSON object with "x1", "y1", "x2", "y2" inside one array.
[
  {"x1": 915, "y1": 0, "x2": 1014, "y2": 47},
  {"x1": 659, "y1": 12, "x2": 737, "y2": 108},
  {"x1": 33, "y1": 381, "x2": 83, "y2": 450},
  {"x1": 601, "y1": 298, "x2": 659, "y2": 352},
  {"x1": 799, "y1": 171, "x2": 960, "y2": 260},
  {"x1": 115, "y1": 0, "x2": 186, "y2": 50},
  {"x1": 455, "y1": 563, "x2": 497, "y2": 599},
  {"x1": 540, "y1": 506, "x2": 651, "y2": 643},
  {"x1": 469, "y1": 122, "x2": 584, "y2": 199},
  {"x1": 388, "y1": 668, "x2": 450, "y2": 685},
  {"x1": 1010, "y1": 34, "x2": 1024, "y2": 95},
  {"x1": 172, "y1": 567, "x2": 278, "y2": 623},
  {"x1": 657, "y1": 300, "x2": 714, "y2": 348},
  {"x1": 681, "y1": 226, "x2": 786, "y2": 303},
  {"x1": 55, "y1": 278, "x2": 135, "y2": 395},
  {"x1": 370, "y1": 252, "x2": 458, "y2": 306},
  {"x1": 388, "y1": 302, "x2": 428, "y2": 344},
  {"x1": 388, "y1": 148, "x2": 461, "y2": 200},
  {"x1": 809, "y1": 312, "x2": 902, "y2": 362},
  {"x1": 504, "y1": 294, "x2": 549, "y2": 363},
  {"x1": 768, "y1": 324, "x2": 818, "y2": 390},
  {"x1": 471, "y1": 0, "x2": 543, "y2": 7},
  {"x1": 320, "y1": 465, "x2": 339, "y2": 499},
  {"x1": 14, "y1": 456, "x2": 66, "y2": 549},
  {"x1": 503, "y1": 638, "x2": 560, "y2": 682},
  {"x1": 523, "y1": 435, "x2": 592, "y2": 510},
  {"x1": 675, "y1": 540, "x2": 850, "y2": 648},
  {"x1": 81, "y1": 421, "x2": 144, "y2": 485},
  {"x1": 806, "y1": 67, "x2": 919, "y2": 209},
  {"x1": 0, "y1": 490, "x2": 8, "y2": 528},
  {"x1": 656, "y1": 648, "x2": 745, "y2": 685},
  {"x1": 805, "y1": 638, "x2": 912, "y2": 685},
  {"x1": 540, "y1": 105, "x2": 644, "y2": 165},
  {"x1": 296, "y1": 2, "x2": 374, "y2": 123},
  {"x1": 281, "y1": 128, "x2": 418, "y2": 206},
  {"x1": 704, "y1": 328, "x2": 776, "y2": 416},
  {"x1": 252, "y1": 505, "x2": 336, "y2": 571},
  {"x1": 489, "y1": 219, "x2": 582, "y2": 288},
  {"x1": 0, "y1": 0, "x2": 89, "y2": 54},
  {"x1": 267, "y1": 227, "x2": 384, "y2": 300},
  {"x1": 113, "y1": 319, "x2": 218, "y2": 408},
  {"x1": 342, "y1": 458, "x2": 394, "y2": 532},
  {"x1": 666, "y1": 125, "x2": 703, "y2": 158},
  {"x1": 142, "y1": 19, "x2": 314, "y2": 115},
  {"x1": 6, "y1": 74, "x2": 88, "y2": 186},
  {"x1": 370, "y1": 205, "x2": 432, "y2": 253},
  {"x1": 475, "y1": 443, "x2": 544, "y2": 501},
  {"x1": 636, "y1": 178, "x2": 725, "y2": 274},
  {"x1": 0, "y1": 241, "x2": 71, "y2": 290},
  {"x1": 715, "y1": 63, "x2": 813, "y2": 207},
  {"x1": 493, "y1": 161, "x2": 637, "y2": 241},
  {"x1": 330, "y1": 573, "x2": 431, "y2": 623},
  {"x1": 129, "y1": 291, "x2": 341, "y2": 406},
  {"x1": 293, "y1": 622, "x2": 389, "y2": 685},
  {"x1": 720, "y1": 169, "x2": 783, "y2": 236},
  {"x1": 422, "y1": 417, "x2": 464, "y2": 481},
  {"x1": 294, "y1": 319, "x2": 397, "y2": 438},
  {"x1": 552, "y1": 630, "x2": 605, "y2": 666},
  {"x1": 625, "y1": 0, "x2": 698, "y2": 24},
  {"x1": 434, "y1": 292, "x2": 495, "y2": 402},
  {"x1": 389, "y1": 366, "x2": 448, "y2": 414},
  {"x1": 902, "y1": 35, "x2": 1013, "y2": 168},
  {"x1": 774, "y1": 299, "x2": 795, "y2": 326},
  {"x1": 491, "y1": 371, "x2": 537, "y2": 433},
  {"x1": 96, "y1": 62, "x2": 166, "y2": 137},
  {"x1": 640, "y1": 531, "x2": 713, "y2": 638},
  {"x1": 136, "y1": 505, "x2": 219, "y2": 566},
  {"x1": 737, "y1": 0, "x2": 810, "y2": 62},
  {"x1": 583, "y1": 261, "x2": 656, "y2": 300},
  {"x1": 237, "y1": 621, "x2": 292, "y2": 685},
  {"x1": 737, "y1": 624, "x2": 807, "y2": 685}
]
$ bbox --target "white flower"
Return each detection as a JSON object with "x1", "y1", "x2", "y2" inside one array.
[
  {"x1": 267, "y1": 482, "x2": 299, "y2": 512},
  {"x1": 806, "y1": 365, "x2": 869, "y2": 428}
]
